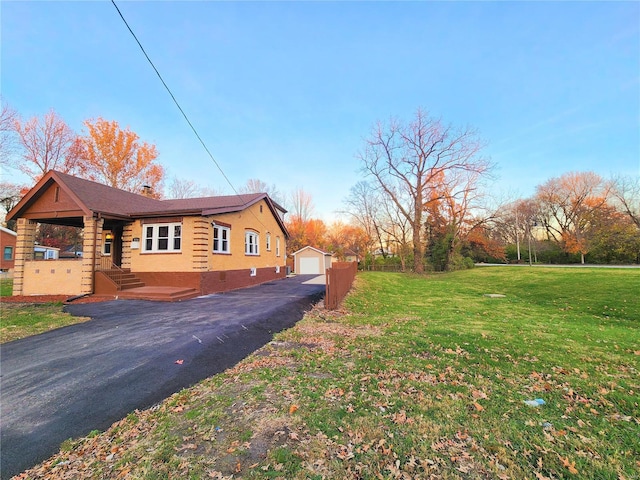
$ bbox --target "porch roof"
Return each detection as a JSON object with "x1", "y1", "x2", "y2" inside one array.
[{"x1": 7, "y1": 171, "x2": 289, "y2": 236}]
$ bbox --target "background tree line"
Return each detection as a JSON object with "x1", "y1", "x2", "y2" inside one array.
[{"x1": 2, "y1": 99, "x2": 638, "y2": 266}]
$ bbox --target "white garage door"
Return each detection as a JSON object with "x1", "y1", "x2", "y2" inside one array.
[{"x1": 299, "y1": 257, "x2": 321, "y2": 274}]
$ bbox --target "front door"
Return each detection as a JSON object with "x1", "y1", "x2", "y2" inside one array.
[{"x1": 112, "y1": 225, "x2": 123, "y2": 267}]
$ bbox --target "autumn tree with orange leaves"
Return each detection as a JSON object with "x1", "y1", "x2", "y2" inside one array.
[
  {"x1": 77, "y1": 118, "x2": 164, "y2": 197},
  {"x1": 535, "y1": 171, "x2": 610, "y2": 264}
]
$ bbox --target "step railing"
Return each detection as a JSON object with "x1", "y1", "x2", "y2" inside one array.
[{"x1": 96, "y1": 257, "x2": 128, "y2": 290}]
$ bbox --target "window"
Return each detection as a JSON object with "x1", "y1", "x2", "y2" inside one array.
[
  {"x1": 103, "y1": 234, "x2": 112, "y2": 255},
  {"x1": 276, "y1": 236, "x2": 281, "y2": 257},
  {"x1": 265, "y1": 233, "x2": 271, "y2": 251},
  {"x1": 245, "y1": 231, "x2": 259, "y2": 255},
  {"x1": 3, "y1": 246, "x2": 13, "y2": 261},
  {"x1": 213, "y1": 225, "x2": 230, "y2": 253},
  {"x1": 143, "y1": 223, "x2": 182, "y2": 253}
]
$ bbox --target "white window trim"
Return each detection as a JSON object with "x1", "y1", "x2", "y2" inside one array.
[
  {"x1": 276, "y1": 236, "x2": 281, "y2": 257},
  {"x1": 265, "y1": 233, "x2": 271, "y2": 251},
  {"x1": 245, "y1": 231, "x2": 259, "y2": 256},
  {"x1": 213, "y1": 225, "x2": 231, "y2": 254},
  {"x1": 143, "y1": 222, "x2": 182, "y2": 253}
]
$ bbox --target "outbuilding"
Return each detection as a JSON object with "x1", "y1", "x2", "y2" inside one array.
[{"x1": 293, "y1": 246, "x2": 333, "y2": 275}]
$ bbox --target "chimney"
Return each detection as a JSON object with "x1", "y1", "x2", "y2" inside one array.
[{"x1": 142, "y1": 185, "x2": 153, "y2": 197}]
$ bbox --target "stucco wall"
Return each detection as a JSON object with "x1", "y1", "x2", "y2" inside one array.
[
  {"x1": 208, "y1": 201, "x2": 287, "y2": 271},
  {"x1": 127, "y1": 200, "x2": 287, "y2": 273},
  {"x1": 22, "y1": 259, "x2": 83, "y2": 295}
]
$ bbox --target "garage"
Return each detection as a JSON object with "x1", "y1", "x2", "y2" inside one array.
[
  {"x1": 293, "y1": 246, "x2": 333, "y2": 275},
  {"x1": 299, "y1": 257, "x2": 321, "y2": 274}
]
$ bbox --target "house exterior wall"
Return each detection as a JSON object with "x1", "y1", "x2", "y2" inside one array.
[
  {"x1": 20, "y1": 181, "x2": 85, "y2": 219},
  {"x1": 126, "y1": 200, "x2": 287, "y2": 274},
  {"x1": 207, "y1": 200, "x2": 287, "y2": 272},
  {"x1": 22, "y1": 259, "x2": 83, "y2": 295},
  {"x1": 1, "y1": 229, "x2": 17, "y2": 271},
  {"x1": 128, "y1": 216, "x2": 206, "y2": 272},
  {"x1": 81, "y1": 216, "x2": 103, "y2": 294},
  {"x1": 12, "y1": 218, "x2": 37, "y2": 296}
]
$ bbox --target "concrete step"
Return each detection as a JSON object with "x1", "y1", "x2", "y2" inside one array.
[{"x1": 117, "y1": 286, "x2": 200, "y2": 302}]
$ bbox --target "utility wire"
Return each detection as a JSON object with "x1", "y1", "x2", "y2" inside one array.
[
  {"x1": 110, "y1": 0, "x2": 272, "y2": 228},
  {"x1": 110, "y1": 0, "x2": 239, "y2": 196}
]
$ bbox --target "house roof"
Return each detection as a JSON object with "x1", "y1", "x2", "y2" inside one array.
[
  {"x1": 0, "y1": 226, "x2": 17, "y2": 237},
  {"x1": 7, "y1": 171, "x2": 289, "y2": 237},
  {"x1": 292, "y1": 246, "x2": 333, "y2": 257}
]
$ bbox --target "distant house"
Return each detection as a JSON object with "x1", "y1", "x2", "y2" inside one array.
[
  {"x1": 1, "y1": 226, "x2": 17, "y2": 273},
  {"x1": 34, "y1": 245, "x2": 60, "y2": 260},
  {"x1": 7, "y1": 171, "x2": 289, "y2": 300},
  {"x1": 343, "y1": 248, "x2": 360, "y2": 263},
  {"x1": 293, "y1": 246, "x2": 333, "y2": 275}
]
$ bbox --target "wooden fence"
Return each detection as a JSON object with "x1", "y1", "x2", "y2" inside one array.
[{"x1": 325, "y1": 261, "x2": 358, "y2": 310}]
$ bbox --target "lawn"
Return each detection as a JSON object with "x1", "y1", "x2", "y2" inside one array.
[
  {"x1": 0, "y1": 279, "x2": 89, "y2": 343},
  {"x1": 17, "y1": 267, "x2": 640, "y2": 479}
]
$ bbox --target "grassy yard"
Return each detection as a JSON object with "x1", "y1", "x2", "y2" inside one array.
[
  {"x1": 18, "y1": 268, "x2": 640, "y2": 479},
  {"x1": 0, "y1": 279, "x2": 88, "y2": 343}
]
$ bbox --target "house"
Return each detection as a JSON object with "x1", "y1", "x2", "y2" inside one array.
[
  {"x1": 343, "y1": 248, "x2": 360, "y2": 263},
  {"x1": 7, "y1": 171, "x2": 289, "y2": 300},
  {"x1": 1, "y1": 226, "x2": 17, "y2": 273},
  {"x1": 293, "y1": 246, "x2": 333, "y2": 275},
  {"x1": 34, "y1": 245, "x2": 60, "y2": 260}
]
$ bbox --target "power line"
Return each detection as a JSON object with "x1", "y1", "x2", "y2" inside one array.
[{"x1": 110, "y1": 0, "x2": 238, "y2": 196}]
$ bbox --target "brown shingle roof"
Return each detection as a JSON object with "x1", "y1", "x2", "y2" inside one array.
[{"x1": 7, "y1": 171, "x2": 289, "y2": 238}]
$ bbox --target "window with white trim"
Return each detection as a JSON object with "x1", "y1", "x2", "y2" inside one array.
[
  {"x1": 213, "y1": 225, "x2": 230, "y2": 253},
  {"x1": 265, "y1": 233, "x2": 271, "y2": 251},
  {"x1": 276, "y1": 236, "x2": 281, "y2": 257},
  {"x1": 245, "y1": 231, "x2": 259, "y2": 255},
  {"x1": 143, "y1": 223, "x2": 182, "y2": 252}
]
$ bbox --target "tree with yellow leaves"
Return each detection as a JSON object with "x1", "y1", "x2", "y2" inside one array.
[{"x1": 77, "y1": 118, "x2": 164, "y2": 197}]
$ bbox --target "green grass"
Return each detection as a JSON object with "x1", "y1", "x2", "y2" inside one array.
[
  {"x1": 1, "y1": 278, "x2": 13, "y2": 296},
  {"x1": 0, "y1": 303, "x2": 91, "y2": 343},
  {"x1": 17, "y1": 267, "x2": 640, "y2": 479}
]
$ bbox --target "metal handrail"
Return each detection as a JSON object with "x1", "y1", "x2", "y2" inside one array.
[{"x1": 96, "y1": 257, "x2": 127, "y2": 290}]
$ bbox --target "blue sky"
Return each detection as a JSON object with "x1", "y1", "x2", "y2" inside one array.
[{"x1": 2, "y1": 1, "x2": 638, "y2": 221}]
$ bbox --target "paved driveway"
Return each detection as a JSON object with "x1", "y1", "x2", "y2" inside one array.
[{"x1": 0, "y1": 275, "x2": 325, "y2": 479}]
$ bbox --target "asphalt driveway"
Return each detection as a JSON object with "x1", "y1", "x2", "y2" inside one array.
[{"x1": 0, "y1": 275, "x2": 325, "y2": 479}]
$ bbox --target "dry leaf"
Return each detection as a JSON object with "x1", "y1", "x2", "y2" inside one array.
[{"x1": 289, "y1": 404, "x2": 299, "y2": 415}]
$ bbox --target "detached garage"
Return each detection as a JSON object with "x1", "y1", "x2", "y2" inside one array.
[{"x1": 293, "y1": 246, "x2": 333, "y2": 274}]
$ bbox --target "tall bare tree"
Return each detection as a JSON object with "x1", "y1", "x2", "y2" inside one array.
[
  {"x1": 358, "y1": 109, "x2": 491, "y2": 273},
  {"x1": 288, "y1": 187, "x2": 315, "y2": 223},
  {"x1": 240, "y1": 178, "x2": 283, "y2": 204},
  {"x1": 0, "y1": 98, "x2": 17, "y2": 166},
  {"x1": 611, "y1": 174, "x2": 640, "y2": 228},
  {"x1": 13, "y1": 109, "x2": 81, "y2": 182},
  {"x1": 343, "y1": 181, "x2": 387, "y2": 260}
]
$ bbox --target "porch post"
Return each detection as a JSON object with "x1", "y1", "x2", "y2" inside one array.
[
  {"x1": 13, "y1": 218, "x2": 37, "y2": 296},
  {"x1": 81, "y1": 215, "x2": 104, "y2": 294}
]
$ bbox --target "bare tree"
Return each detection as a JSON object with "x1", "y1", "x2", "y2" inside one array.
[
  {"x1": 0, "y1": 182, "x2": 25, "y2": 229},
  {"x1": 239, "y1": 178, "x2": 283, "y2": 204},
  {"x1": 288, "y1": 187, "x2": 315, "y2": 222},
  {"x1": 13, "y1": 109, "x2": 81, "y2": 182},
  {"x1": 342, "y1": 181, "x2": 387, "y2": 260},
  {"x1": 611, "y1": 174, "x2": 640, "y2": 228},
  {"x1": 0, "y1": 98, "x2": 17, "y2": 166},
  {"x1": 358, "y1": 109, "x2": 491, "y2": 273},
  {"x1": 167, "y1": 177, "x2": 201, "y2": 199}
]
